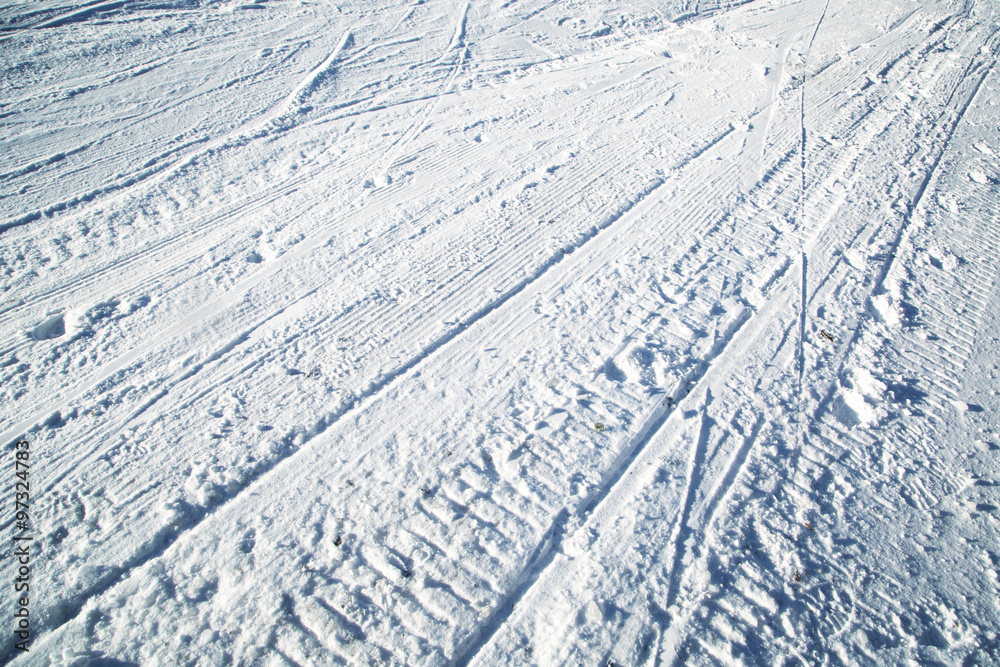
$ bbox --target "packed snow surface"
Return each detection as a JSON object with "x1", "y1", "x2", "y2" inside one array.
[{"x1": 1, "y1": 0, "x2": 1000, "y2": 663}]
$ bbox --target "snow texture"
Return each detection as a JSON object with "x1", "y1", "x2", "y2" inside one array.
[{"x1": 1, "y1": 0, "x2": 1000, "y2": 663}]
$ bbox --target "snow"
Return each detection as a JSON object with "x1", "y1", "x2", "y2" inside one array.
[{"x1": 1, "y1": 0, "x2": 999, "y2": 663}]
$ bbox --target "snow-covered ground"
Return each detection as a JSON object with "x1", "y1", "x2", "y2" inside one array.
[{"x1": 2, "y1": 0, "x2": 999, "y2": 663}]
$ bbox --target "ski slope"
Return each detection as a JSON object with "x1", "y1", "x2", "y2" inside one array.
[{"x1": 1, "y1": 0, "x2": 999, "y2": 663}]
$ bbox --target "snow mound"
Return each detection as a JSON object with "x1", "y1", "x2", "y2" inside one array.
[
  {"x1": 870, "y1": 293, "x2": 901, "y2": 327},
  {"x1": 833, "y1": 367, "x2": 886, "y2": 428}
]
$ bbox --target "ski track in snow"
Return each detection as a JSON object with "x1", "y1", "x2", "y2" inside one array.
[
  {"x1": 2, "y1": 0, "x2": 1000, "y2": 663},
  {"x1": 470, "y1": 4, "x2": 1000, "y2": 663}
]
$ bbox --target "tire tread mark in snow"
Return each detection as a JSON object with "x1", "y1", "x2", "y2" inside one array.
[
  {"x1": 467, "y1": 14, "x2": 983, "y2": 661},
  {"x1": 816, "y1": 24, "x2": 999, "y2": 419},
  {"x1": 9, "y1": 15, "x2": 976, "y2": 656},
  {"x1": 16, "y1": 126, "x2": 733, "y2": 653},
  {"x1": 0, "y1": 24, "x2": 354, "y2": 239},
  {"x1": 456, "y1": 289, "x2": 759, "y2": 665}
]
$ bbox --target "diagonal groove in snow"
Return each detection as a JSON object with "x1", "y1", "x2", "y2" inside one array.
[
  {"x1": 377, "y1": 26, "x2": 471, "y2": 179},
  {"x1": 662, "y1": 390, "x2": 716, "y2": 609},
  {"x1": 656, "y1": 412, "x2": 769, "y2": 658},
  {"x1": 9, "y1": 2, "x2": 1000, "y2": 661},
  {"x1": 12, "y1": 126, "x2": 737, "y2": 650},
  {"x1": 462, "y1": 14, "x2": 995, "y2": 656},
  {"x1": 696, "y1": 411, "x2": 766, "y2": 535},
  {"x1": 460, "y1": 267, "x2": 808, "y2": 663},
  {"x1": 814, "y1": 27, "x2": 1000, "y2": 422},
  {"x1": 0, "y1": 20, "x2": 358, "y2": 239},
  {"x1": 277, "y1": 28, "x2": 355, "y2": 116},
  {"x1": 464, "y1": 247, "x2": 805, "y2": 664}
]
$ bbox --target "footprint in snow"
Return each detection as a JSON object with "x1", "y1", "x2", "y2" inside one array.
[
  {"x1": 30, "y1": 313, "x2": 65, "y2": 340},
  {"x1": 600, "y1": 359, "x2": 627, "y2": 383}
]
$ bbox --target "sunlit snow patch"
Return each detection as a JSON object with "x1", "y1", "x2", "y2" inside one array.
[
  {"x1": 832, "y1": 367, "x2": 886, "y2": 428},
  {"x1": 870, "y1": 293, "x2": 901, "y2": 327}
]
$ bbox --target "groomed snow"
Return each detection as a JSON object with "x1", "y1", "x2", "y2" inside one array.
[{"x1": 1, "y1": 0, "x2": 999, "y2": 663}]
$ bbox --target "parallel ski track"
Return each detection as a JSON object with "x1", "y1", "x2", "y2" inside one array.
[
  {"x1": 7, "y1": 3, "x2": 991, "y2": 662},
  {"x1": 6, "y1": 63, "x2": 760, "y2": 653},
  {"x1": 462, "y1": 9, "x2": 992, "y2": 663},
  {"x1": 0, "y1": 0, "x2": 570, "y2": 347},
  {"x1": 814, "y1": 19, "x2": 1000, "y2": 419},
  {"x1": 1, "y1": 55, "x2": 698, "y2": 477},
  {"x1": 659, "y1": 15, "x2": 1000, "y2": 663}
]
